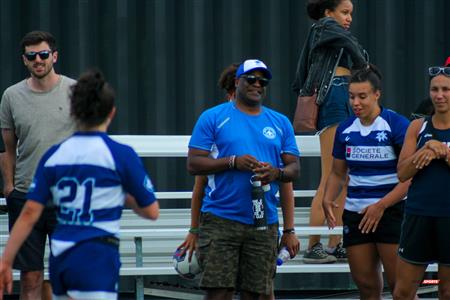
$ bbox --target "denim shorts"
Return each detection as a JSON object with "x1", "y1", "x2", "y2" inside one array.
[{"x1": 317, "y1": 76, "x2": 353, "y2": 131}]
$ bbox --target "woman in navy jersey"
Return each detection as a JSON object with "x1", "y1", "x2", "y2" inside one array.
[
  {"x1": 0, "y1": 69, "x2": 159, "y2": 300},
  {"x1": 323, "y1": 64, "x2": 410, "y2": 299},
  {"x1": 394, "y1": 62, "x2": 450, "y2": 299}
]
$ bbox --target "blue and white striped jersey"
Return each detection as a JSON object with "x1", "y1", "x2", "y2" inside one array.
[
  {"x1": 27, "y1": 131, "x2": 156, "y2": 256},
  {"x1": 333, "y1": 108, "x2": 409, "y2": 212}
]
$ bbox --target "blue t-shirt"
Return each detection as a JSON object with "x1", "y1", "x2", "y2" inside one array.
[
  {"x1": 189, "y1": 101, "x2": 300, "y2": 224},
  {"x1": 28, "y1": 131, "x2": 157, "y2": 256},
  {"x1": 333, "y1": 108, "x2": 409, "y2": 212}
]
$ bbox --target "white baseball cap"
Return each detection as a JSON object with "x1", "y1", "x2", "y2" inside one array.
[{"x1": 236, "y1": 59, "x2": 272, "y2": 79}]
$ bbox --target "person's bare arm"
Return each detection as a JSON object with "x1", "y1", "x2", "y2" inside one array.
[
  {"x1": 0, "y1": 200, "x2": 44, "y2": 296},
  {"x1": 397, "y1": 119, "x2": 443, "y2": 181},
  {"x1": 125, "y1": 194, "x2": 159, "y2": 220},
  {"x1": 178, "y1": 175, "x2": 206, "y2": 261},
  {"x1": 253, "y1": 153, "x2": 300, "y2": 184},
  {"x1": 279, "y1": 182, "x2": 300, "y2": 258},
  {"x1": 187, "y1": 148, "x2": 260, "y2": 175},
  {"x1": 1, "y1": 129, "x2": 17, "y2": 197},
  {"x1": 322, "y1": 158, "x2": 348, "y2": 229}
]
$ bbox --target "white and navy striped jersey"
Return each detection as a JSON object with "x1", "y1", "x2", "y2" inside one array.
[
  {"x1": 27, "y1": 131, "x2": 156, "y2": 256},
  {"x1": 333, "y1": 108, "x2": 409, "y2": 212}
]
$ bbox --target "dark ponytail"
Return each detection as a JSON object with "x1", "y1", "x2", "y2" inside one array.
[
  {"x1": 70, "y1": 68, "x2": 115, "y2": 128},
  {"x1": 350, "y1": 64, "x2": 383, "y2": 92}
]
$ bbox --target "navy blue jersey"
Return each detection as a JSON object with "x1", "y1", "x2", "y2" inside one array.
[
  {"x1": 333, "y1": 108, "x2": 409, "y2": 212},
  {"x1": 189, "y1": 101, "x2": 300, "y2": 224},
  {"x1": 406, "y1": 118, "x2": 450, "y2": 217},
  {"x1": 27, "y1": 131, "x2": 157, "y2": 256}
]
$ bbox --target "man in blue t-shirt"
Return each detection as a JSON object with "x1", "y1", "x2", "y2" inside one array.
[{"x1": 187, "y1": 59, "x2": 300, "y2": 299}]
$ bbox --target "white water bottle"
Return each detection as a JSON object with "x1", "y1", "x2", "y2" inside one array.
[{"x1": 276, "y1": 247, "x2": 290, "y2": 266}]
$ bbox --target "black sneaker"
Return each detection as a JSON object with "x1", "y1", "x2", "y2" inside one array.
[
  {"x1": 303, "y1": 242, "x2": 337, "y2": 264},
  {"x1": 327, "y1": 242, "x2": 347, "y2": 262}
]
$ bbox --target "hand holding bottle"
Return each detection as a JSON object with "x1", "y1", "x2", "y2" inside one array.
[{"x1": 276, "y1": 246, "x2": 291, "y2": 266}]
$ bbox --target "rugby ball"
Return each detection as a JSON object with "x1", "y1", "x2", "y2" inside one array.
[{"x1": 172, "y1": 247, "x2": 202, "y2": 279}]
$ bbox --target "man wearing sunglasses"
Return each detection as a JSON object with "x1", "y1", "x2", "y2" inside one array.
[
  {"x1": 187, "y1": 59, "x2": 300, "y2": 300},
  {"x1": 0, "y1": 31, "x2": 75, "y2": 300}
]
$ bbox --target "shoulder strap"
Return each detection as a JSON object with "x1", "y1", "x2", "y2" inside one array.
[
  {"x1": 425, "y1": 116, "x2": 437, "y2": 139},
  {"x1": 416, "y1": 116, "x2": 434, "y2": 147}
]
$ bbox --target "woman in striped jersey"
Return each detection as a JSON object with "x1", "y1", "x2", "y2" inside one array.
[
  {"x1": 323, "y1": 64, "x2": 410, "y2": 299},
  {"x1": 0, "y1": 69, "x2": 159, "y2": 300}
]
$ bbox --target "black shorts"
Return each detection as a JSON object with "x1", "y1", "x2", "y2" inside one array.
[
  {"x1": 6, "y1": 189, "x2": 57, "y2": 271},
  {"x1": 342, "y1": 201, "x2": 404, "y2": 248},
  {"x1": 398, "y1": 214, "x2": 450, "y2": 265}
]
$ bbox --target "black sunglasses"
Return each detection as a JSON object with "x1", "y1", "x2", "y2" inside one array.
[
  {"x1": 24, "y1": 50, "x2": 52, "y2": 61},
  {"x1": 428, "y1": 66, "x2": 450, "y2": 77},
  {"x1": 241, "y1": 75, "x2": 270, "y2": 87}
]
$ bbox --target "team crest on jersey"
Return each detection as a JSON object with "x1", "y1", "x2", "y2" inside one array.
[
  {"x1": 375, "y1": 131, "x2": 388, "y2": 142},
  {"x1": 143, "y1": 176, "x2": 154, "y2": 193},
  {"x1": 262, "y1": 127, "x2": 276, "y2": 139}
]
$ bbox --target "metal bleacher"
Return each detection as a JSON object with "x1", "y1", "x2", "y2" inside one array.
[{"x1": 0, "y1": 135, "x2": 438, "y2": 299}]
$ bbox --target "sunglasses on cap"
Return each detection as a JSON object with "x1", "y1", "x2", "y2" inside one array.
[
  {"x1": 241, "y1": 75, "x2": 270, "y2": 87},
  {"x1": 24, "y1": 50, "x2": 52, "y2": 61},
  {"x1": 428, "y1": 66, "x2": 450, "y2": 77}
]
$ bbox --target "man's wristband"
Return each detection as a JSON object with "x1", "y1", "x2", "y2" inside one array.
[
  {"x1": 282, "y1": 228, "x2": 295, "y2": 234},
  {"x1": 228, "y1": 155, "x2": 236, "y2": 169},
  {"x1": 277, "y1": 168, "x2": 285, "y2": 181},
  {"x1": 189, "y1": 227, "x2": 199, "y2": 234}
]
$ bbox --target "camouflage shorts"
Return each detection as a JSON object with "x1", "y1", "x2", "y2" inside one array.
[{"x1": 198, "y1": 213, "x2": 278, "y2": 295}]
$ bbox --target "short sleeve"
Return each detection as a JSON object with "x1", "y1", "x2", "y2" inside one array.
[
  {"x1": 0, "y1": 92, "x2": 13, "y2": 129},
  {"x1": 119, "y1": 147, "x2": 157, "y2": 208},
  {"x1": 332, "y1": 124, "x2": 346, "y2": 160},
  {"x1": 27, "y1": 148, "x2": 55, "y2": 205},
  {"x1": 281, "y1": 117, "x2": 300, "y2": 157},
  {"x1": 188, "y1": 111, "x2": 215, "y2": 152},
  {"x1": 392, "y1": 114, "x2": 410, "y2": 147}
]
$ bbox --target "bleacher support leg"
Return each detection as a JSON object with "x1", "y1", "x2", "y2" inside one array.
[{"x1": 134, "y1": 237, "x2": 144, "y2": 300}]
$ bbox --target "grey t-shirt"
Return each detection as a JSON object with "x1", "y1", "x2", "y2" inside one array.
[{"x1": 0, "y1": 75, "x2": 76, "y2": 193}]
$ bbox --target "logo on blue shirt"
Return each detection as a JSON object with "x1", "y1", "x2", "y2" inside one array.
[
  {"x1": 263, "y1": 127, "x2": 276, "y2": 139},
  {"x1": 29, "y1": 180, "x2": 37, "y2": 192},
  {"x1": 143, "y1": 176, "x2": 154, "y2": 193}
]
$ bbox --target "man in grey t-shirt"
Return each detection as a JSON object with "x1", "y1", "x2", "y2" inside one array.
[{"x1": 0, "y1": 31, "x2": 75, "y2": 300}]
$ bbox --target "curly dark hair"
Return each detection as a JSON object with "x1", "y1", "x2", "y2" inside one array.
[
  {"x1": 70, "y1": 68, "x2": 115, "y2": 128},
  {"x1": 306, "y1": 0, "x2": 347, "y2": 20},
  {"x1": 218, "y1": 63, "x2": 239, "y2": 95}
]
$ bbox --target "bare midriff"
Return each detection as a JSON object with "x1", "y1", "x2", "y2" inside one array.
[{"x1": 335, "y1": 66, "x2": 351, "y2": 76}]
